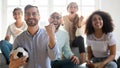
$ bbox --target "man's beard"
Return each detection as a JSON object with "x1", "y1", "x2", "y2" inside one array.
[
  {"x1": 26, "y1": 19, "x2": 38, "y2": 26},
  {"x1": 71, "y1": 11, "x2": 74, "y2": 14}
]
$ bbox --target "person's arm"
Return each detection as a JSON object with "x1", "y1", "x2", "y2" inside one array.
[
  {"x1": 9, "y1": 54, "x2": 27, "y2": 68},
  {"x1": 63, "y1": 32, "x2": 73, "y2": 58},
  {"x1": 86, "y1": 46, "x2": 94, "y2": 66},
  {"x1": 5, "y1": 35, "x2": 10, "y2": 41},
  {"x1": 45, "y1": 23, "x2": 56, "y2": 49},
  {"x1": 5, "y1": 25, "x2": 12, "y2": 41},
  {"x1": 9, "y1": 37, "x2": 27, "y2": 68},
  {"x1": 77, "y1": 16, "x2": 84, "y2": 28},
  {"x1": 99, "y1": 45, "x2": 116, "y2": 68},
  {"x1": 45, "y1": 23, "x2": 59, "y2": 60},
  {"x1": 80, "y1": 52, "x2": 86, "y2": 63},
  {"x1": 62, "y1": 32, "x2": 80, "y2": 64},
  {"x1": 87, "y1": 46, "x2": 93, "y2": 61}
]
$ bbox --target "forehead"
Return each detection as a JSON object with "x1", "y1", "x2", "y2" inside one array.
[
  {"x1": 51, "y1": 13, "x2": 61, "y2": 16},
  {"x1": 68, "y1": 3, "x2": 77, "y2": 7},
  {"x1": 92, "y1": 14, "x2": 102, "y2": 18},
  {"x1": 13, "y1": 10, "x2": 22, "y2": 13},
  {"x1": 25, "y1": 7, "x2": 38, "y2": 13}
]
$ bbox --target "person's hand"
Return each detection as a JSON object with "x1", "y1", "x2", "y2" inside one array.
[
  {"x1": 9, "y1": 54, "x2": 27, "y2": 68},
  {"x1": 78, "y1": 16, "x2": 84, "y2": 28},
  {"x1": 70, "y1": 55, "x2": 80, "y2": 64},
  {"x1": 96, "y1": 62, "x2": 105, "y2": 68},
  {"x1": 86, "y1": 60, "x2": 95, "y2": 68},
  {"x1": 45, "y1": 23, "x2": 56, "y2": 49}
]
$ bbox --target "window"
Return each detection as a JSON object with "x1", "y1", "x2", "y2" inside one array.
[{"x1": 7, "y1": 0, "x2": 99, "y2": 26}]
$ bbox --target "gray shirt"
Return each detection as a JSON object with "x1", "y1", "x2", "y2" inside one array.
[{"x1": 13, "y1": 28, "x2": 59, "y2": 68}]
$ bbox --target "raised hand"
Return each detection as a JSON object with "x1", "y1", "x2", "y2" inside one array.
[{"x1": 45, "y1": 23, "x2": 56, "y2": 49}]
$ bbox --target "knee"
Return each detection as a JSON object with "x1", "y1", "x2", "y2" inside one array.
[
  {"x1": 0, "y1": 40, "x2": 12, "y2": 48},
  {"x1": 77, "y1": 36, "x2": 84, "y2": 40},
  {"x1": 0, "y1": 40, "x2": 9, "y2": 45},
  {"x1": 105, "y1": 61, "x2": 117, "y2": 68}
]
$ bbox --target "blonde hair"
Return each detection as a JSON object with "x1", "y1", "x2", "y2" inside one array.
[{"x1": 67, "y1": 2, "x2": 78, "y2": 10}]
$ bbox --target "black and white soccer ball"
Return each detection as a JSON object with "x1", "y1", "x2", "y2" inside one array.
[{"x1": 10, "y1": 47, "x2": 29, "y2": 68}]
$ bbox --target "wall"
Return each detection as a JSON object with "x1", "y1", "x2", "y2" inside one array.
[
  {"x1": 0, "y1": 0, "x2": 2, "y2": 40},
  {"x1": 0, "y1": 0, "x2": 7, "y2": 40},
  {"x1": 100, "y1": 0, "x2": 120, "y2": 51}
]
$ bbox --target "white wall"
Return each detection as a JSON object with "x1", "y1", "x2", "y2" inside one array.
[
  {"x1": 0, "y1": 0, "x2": 2, "y2": 40},
  {"x1": 0, "y1": 0, "x2": 7, "y2": 40},
  {"x1": 100, "y1": 0, "x2": 120, "y2": 50}
]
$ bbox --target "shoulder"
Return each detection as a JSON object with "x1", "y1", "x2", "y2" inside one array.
[
  {"x1": 105, "y1": 32, "x2": 114, "y2": 39},
  {"x1": 8, "y1": 23, "x2": 14, "y2": 28},
  {"x1": 87, "y1": 34, "x2": 93, "y2": 40},
  {"x1": 39, "y1": 27, "x2": 47, "y2": 34},
  {"x1": 16, "y1": 31, "x2": 27, "y2": 39},
  {"x1": 23, "y1": 22, "x2": 27, "y2": 27},
  {"x1": 37, "y1": 27, "x2": 49, "y2": 39},
  {"x1": 63, "y1": 15, "x2": 67, "y2": 18},
  {"x1": 63, "y1": 15, "x2": 68, "y2": 20},
  {"x1": 58, "y1": 28, "x2": 68, "y2": 35}
]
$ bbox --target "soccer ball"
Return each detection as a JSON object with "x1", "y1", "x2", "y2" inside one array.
[{"x1": 10, "y1": 47, "x2": 29, "y2": 68}]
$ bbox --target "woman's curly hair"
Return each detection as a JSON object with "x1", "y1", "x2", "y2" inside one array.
[{"x1": 85, "y1": 10, "x2": 114, "y2": 36}]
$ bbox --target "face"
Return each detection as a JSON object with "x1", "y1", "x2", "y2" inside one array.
[
  {"x1": 92, "y1": 14, "x2": 103, "y2": 30},
  {"x1": 67, "y1": 3, "x2": 78, "y2": 15},
  {"x1": 25, "y1": 7, "x2": 40, "y2": 26},
  {"x1": 49, "y1": 13, "x2": 62, "y2": 30},
  {"x1": 13, "y1": 10, "x2": 23, "y2": 21}
]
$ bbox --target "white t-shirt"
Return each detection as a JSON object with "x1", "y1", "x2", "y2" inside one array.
[
  {"x1": 86, "y1": 33, "x2": 116, "y2": 57},
  {"x1": 6, "y1": 23, "x2": 27, "y2": 41}
]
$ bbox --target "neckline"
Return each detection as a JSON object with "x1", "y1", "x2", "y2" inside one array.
[{"x1": 92, "y1": 33, "x2": 105, "y2": 40}]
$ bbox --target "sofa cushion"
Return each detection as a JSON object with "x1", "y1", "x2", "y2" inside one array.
[{"x1": 0, "y1": 53, "x2": 7, "y2": 65}]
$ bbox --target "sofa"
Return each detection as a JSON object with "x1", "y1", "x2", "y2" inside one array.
[{"x1": 0, "y1": 50, "x2": 9, "y2": 68}]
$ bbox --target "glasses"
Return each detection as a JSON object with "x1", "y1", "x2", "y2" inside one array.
[
  {"x1": 25, "y1": 12, "x2": 38, "y2": 17},
  {"x1": 50, "y1": 15, "x2": 61, "y2": 20}
]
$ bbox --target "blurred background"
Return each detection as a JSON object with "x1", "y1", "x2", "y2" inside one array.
[{"x1": 0, "y1": 0, "x2": 120, "y2": 55}]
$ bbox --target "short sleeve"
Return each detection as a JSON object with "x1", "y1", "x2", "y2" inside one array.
[
  {"x1": 86, "y1": 37, "x2": 91, "y2": 46},
  {"x1": 6, "y1": 25, "x2": 12, "y2": 36},
  {"x1": 107, "y1": 33, "x2": 116, "y2": 46}
]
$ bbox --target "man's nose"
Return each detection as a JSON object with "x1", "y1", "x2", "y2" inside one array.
[{"x1": 29, "y1": 14, "x2": 34, "y2": 18}]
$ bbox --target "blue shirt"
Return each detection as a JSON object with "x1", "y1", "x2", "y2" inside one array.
[
  {"x1": 56, "y1": 28, "x2": 73, "y2": 59},
  {"x1": 13, "y1": 28, "x2": 59, "y2": 68}
]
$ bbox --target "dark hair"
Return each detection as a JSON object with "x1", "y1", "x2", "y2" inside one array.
[
  {"x1": 24, "y1": 4, "x2": 39, "y2": 14},
  {"x1": 13, "y1": 7, "x2": 23, "y2": 14},
  {"x1": 85, "y1": 10, "x2": 114, "y2": 35}
]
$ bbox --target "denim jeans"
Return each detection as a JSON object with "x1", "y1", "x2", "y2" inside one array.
[
  {"x1": 92, "y1": 57, "x2": 117, "y2": 68},
  {"x1": 0, "y1": 40, "x2": 12, "y2": 64},
  {"x1": 51, "y1": 59, "x2": 78, "y2": 68}
]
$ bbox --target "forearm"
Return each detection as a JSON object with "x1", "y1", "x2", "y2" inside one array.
[
  {"x1": 5, "y1": 35, "x2": 10, "y2": 41},
  {"x1": 48, "y1": 36, "x2": 56, "y2": 49},
  {"x1": 102, "y1": 45, "x2": 116, "y2": 65},
  {"x1": 87, "y1": 46, "x2": 93, "y2": 61},
  {"x1": 48, "y1": 44, "x2": 59, "y2": 61},
  {"x1": 103, "y1": 55, "x2": 115, "y2": 65},
  {"x1": 80, "y1": 52, "x2": 86, "y2": 63}
]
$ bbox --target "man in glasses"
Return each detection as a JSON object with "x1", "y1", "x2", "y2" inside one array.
[
  {"x1": 49, "y1": 12, "x2": 80, "y2": 68},
  {"x1": 9, "y1": 5, "x2": 59, "y2": 68}
]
